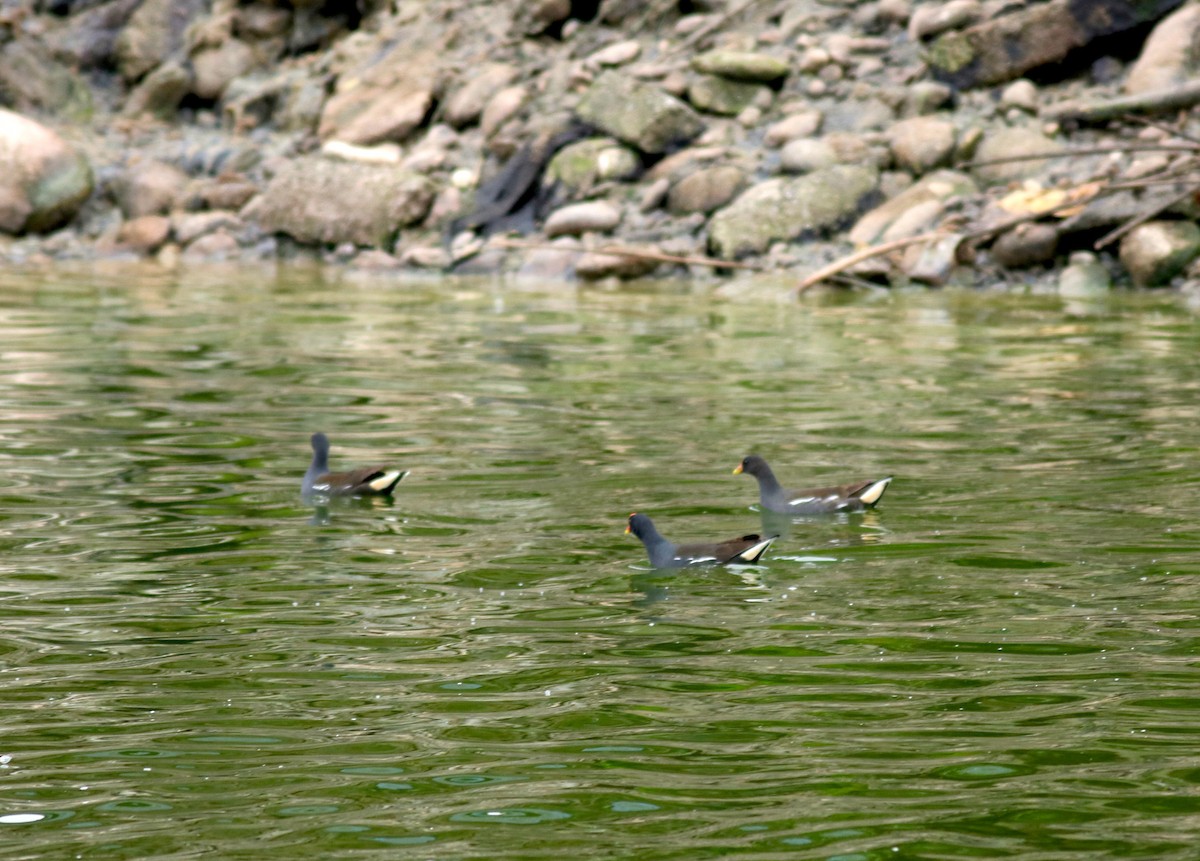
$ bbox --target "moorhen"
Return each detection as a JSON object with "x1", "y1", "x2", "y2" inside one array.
[
  {"x1": 734, "y1": 455, "x2": 891, "y2": 515},
  {"x1": 626, "y1": 512, "x2": 777, "y2": 568},
  {"x1": 302, "y1": 432, "x2": 407, "y2": 498}
]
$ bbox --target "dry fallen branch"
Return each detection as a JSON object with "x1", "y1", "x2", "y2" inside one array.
[
  {"x1": 1093, "y1": 183, "x2": 1200, "y2": 250},
  {"x1": 961, "y1": 142, "x2": 1200, "y2": 170},
  {"x1": 794, "y1": 232, "x2": 955, "y2": 294},
  {"x1": 1045, "y1": 80, "x2": 1200, "y2": 123}
]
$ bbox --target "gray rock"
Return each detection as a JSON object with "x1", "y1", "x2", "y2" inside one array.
[
  {"x1": 1126, "y1": 2, "x2": 1200, "y2": 94},
  {"x1": 900, "y1": 233, "x2": 967, "y2": 285},
  {"x1": 925, "y1": 0, "x2": 1182, "y2": 89},
  {"x1": 999, "y1": 79, "x2": 1039, "y2": 113},
  {"x1": 1058, "y1": 251, "x2": 1112, "y2": 297},
  {"x1": 576, "y1": 71, "x2": 704, "y2": 154},
  {"x1": 191, "y1": 176, "x2": 258, "y2": 211},
  {"x1": 0, "y1": 38, "x2": 93, "y2": 121},
  {"x1": 481, "y1": 86, "x2": 528, "y2": 138},
  {"x1": 825, "y1": 132, "x2": 889, "y2": 168},
  {"x1": 779, "y1": 139, "x2": 838, "y2": 173},
  {"x1": 181, "y1": 230, "x2": 239, "y2": 260},
  {"x1": 667, "y1": 165, "x2": 746, "y2": 214},
  {"x1": 906, "y1": 81, "x2": 954, "y2": 115},
  {"x1": 908, "y1": 0, "x2": 981, "y2": 41},
  {"x1": 1118, "y1": 220, "x2": 1200, "y2": 287},
  {"x1": 444, "y1": 64, "x2": 519, "y2": 129},
  {"x1": 545, "y1": 138, "x2": 640, "y2": 198},
  {"x1": 971, "y1": 126, "x2": 1063, "y2": 184},
  {"x1": 0, "y1": 109, "x2": 93, "y2": 234},
  {"x1": 708, "y1": 165, "x2": 879, "y2": 259},
  {"x1": 878, "y1": 0, "x2": 913, "y2": 26},
  {"x1": 320, "y1": 81, "x2": 434, "y2": 145},
  {"x1": 115, "y1": 214, "x2": 171, "y2": 253},
  {"x1": 515, "y1": 237, "x2": 581, "y2": 280},
  {"x1": 990, "y1": 223, "x2": 1058, "y2": 268},
  {"x1": 823, "y1": 97, "x2": 895, "y2": 133},
  {"x1": 237, "y1": 3, "x2": 292, "y2": 40},
  {"x1": 318, "y1": 47, "x2": 438, "y2": 145},
  {"x1": 113, "y1": 159, "x2": 188, "y2": 217},
  {"x1": 514, "y1": 0, "x2": 570, "y2": 36},
  {"x1": 849, "y1": 169, "x2": 977, "y2": 245},
  {"x1": 691, "y1": 50, "x2": 789, "y2": 83},
  {"x1": 122, "y1": 60, "x2": 191, "y2": 119},
  {"x1": 587, "y1": 40, "x2": 641, "y2": 69},
  {"x1": 544, "y1": 200, "x2": 622, "y2": 237},
  {"x1": 639, "y1": 177, "x2": 670, "y2": 212},
  {"x1": 51, "y1": 0, "x2": 142, "y2": 69},
  {"x1": 190, "y1": 38, "x2": 258, "y2": 101},
  {"x1": 888, "y1": 116, "x2": 957, "y2": 174},
  {"x1": 171, "y1": 210, "x2": 241, "y2": 245},
  {"x1": 115, "y1": 0, "x2": 207, "y2": 81},
  {"x1": 244, "y1": 157, "x2": 434, "y2": 247},
  {"x1": 575, "y1": 248, "x2": 659, "y2": 280},
  {"x1": 399, "y1": 245, "x2": 452, "y2": 269},
  {"x1": 688, "y1": 75, "x2": 770, "y2": 117},
  {"x1": 764, "y1": 109, "x2": 823, "y2": 147},
  {"x1": 351, "y1": 249, "x2": 402, "y2": 269}
]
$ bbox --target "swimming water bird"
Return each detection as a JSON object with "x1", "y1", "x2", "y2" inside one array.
[
  {"x1": 302, "y1": 432, "x2": 407, "y2": 498},
  {"x1": 733, "y1": 455, "x2": 892, "y2": 515},
  {"x1": 625, "y1": 512, "x2": 777, "y2": 568}
]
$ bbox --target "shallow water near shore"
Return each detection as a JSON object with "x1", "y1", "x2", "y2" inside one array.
[{"x1": 1, "y1": 265, "x2": 1199, "y2": 859}]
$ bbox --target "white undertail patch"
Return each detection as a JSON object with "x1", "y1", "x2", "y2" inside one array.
[
  {"x1": 736, "y1": 536, "x2": 776, "y2": 562},
  {"x1": 857, "y1": 476, "x2": 893, "y2": 506},
  {"x1": 369, "y1": 470, "x2": 405, "y2": 491}
]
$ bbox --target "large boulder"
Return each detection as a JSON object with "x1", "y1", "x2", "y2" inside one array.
[
  {"x1": 1126, "y1": 2, "x2": 1200, "y2": 94},
  {"x1": 576, "y1": 71, "x2": 704, "y2": 154},
  {"x1": 443, "y1": 64, "x2": 520, "y2": 129},
  {"x1": 244, "y1": 157, "x2": 434, "y2": 247},
  {"x1": 0, "y1": 110, "x2": 93, "y2": 234},
  {"x1": 667, "y1": 165, "x2": 747, "y2": 215},
  {"x1": 708, "y1": 165, "x2": 879, "y2": 259},
  {"x1": 112, "y1": 159, "x2": 189, "y2": 218},
  {"x1": 925, "y1": 0, "x2": 1185, "y2": 88},
  {"x1": 0, "y1": 38, "x2": 93, "y2": 121},
  {"x1": 115, "y1": 0, "x2": 208, "y2": 81},
  {"x1": 318, "y1": 52, "x2": 436, "y2": 145},
  {"x1": 1119, "y1": 220, "x2": 1200, "y2": 287},
  {"x1": 544, "y1": 137, "x2": 640, "y2": 199}
]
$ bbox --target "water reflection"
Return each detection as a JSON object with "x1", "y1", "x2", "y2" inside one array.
[{"x1": 1, "y1": 270, "x2": 1199, "y2": 858}]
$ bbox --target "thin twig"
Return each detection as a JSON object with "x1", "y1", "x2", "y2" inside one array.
[
  {"x1": 962, "y1": 193, "x2": 1106, "y2": 244},
  {"x1": 795, "y1": 232, "x2": 951, "y2": 294},
  {"x1": 1125, "y1": 115, "x2": 1200, "y2": 148},
  {"x1": 1093, "y1": 183, "x2": 1200, "y2": 250},
  {"x1": 961, "y1": 142, "x2": 1200, "y2": 170},
  {"x1": 1045, "y1": 80, "x2": 1200, "y2": 122},
  {"x1": 1105, "y1": 176, "x2": 1200, "y2": 190}
]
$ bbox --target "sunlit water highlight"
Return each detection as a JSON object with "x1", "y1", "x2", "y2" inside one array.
[{"x1": 1, "y1": 266, "x2": 1199, "y2": 858}]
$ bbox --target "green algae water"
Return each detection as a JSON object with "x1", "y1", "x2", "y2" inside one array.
[{"x1": 2, "y1": 266, "x2": 1200, "y2": 859}]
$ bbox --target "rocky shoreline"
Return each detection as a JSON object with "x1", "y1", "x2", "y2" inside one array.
[{"x1": 3, "y1": 0, "x2": 1200, "y2": 292}]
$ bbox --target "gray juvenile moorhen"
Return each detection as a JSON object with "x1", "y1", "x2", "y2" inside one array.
[
  {"x1": 302, "y1": 432, "x2": 407, "y2": 498},
  {"x1": 626, "y1": 512, "x2": 777, "y2": 568},
  {"x1": 734, "y1": 455, "x2": 891, "y2": 515}
]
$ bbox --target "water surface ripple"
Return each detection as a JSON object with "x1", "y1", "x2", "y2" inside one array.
[{"x1": 0, "y1": 270, "x2": 1198, "y2": 858}]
